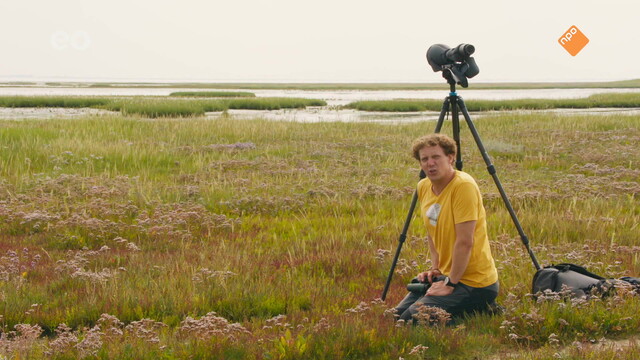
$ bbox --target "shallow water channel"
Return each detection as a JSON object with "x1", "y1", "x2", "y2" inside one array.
[
  {"x1": 1, "y1": 86, "x2": 639, "y2": 123},
  {"x1": 217, "y1": 107, "x2": 640, "y2": 124}
]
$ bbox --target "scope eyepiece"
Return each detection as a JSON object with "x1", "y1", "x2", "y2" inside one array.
[{"x1": 447, "y1": 44, "x2": 474, "y2": 62}]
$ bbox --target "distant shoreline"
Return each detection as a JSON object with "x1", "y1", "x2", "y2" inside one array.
[{"x1": 1, "y1": 79, "x2": 640, "y2": 90}]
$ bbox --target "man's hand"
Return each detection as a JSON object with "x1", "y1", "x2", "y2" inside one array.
[
  {"x1": 426, "y1": 280, "x2": 454, "y2": 296},
  {"x1": 416, "y1": 269, "x2": 442, "y2": 284}
]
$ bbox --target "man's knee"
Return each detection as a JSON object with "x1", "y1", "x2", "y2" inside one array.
[
  {"x1": 396, "y1": 307, "x2": 415, "y2": 322},
  {"x1": 393, "y1": 291, "x2": 422, "y2": 320}
]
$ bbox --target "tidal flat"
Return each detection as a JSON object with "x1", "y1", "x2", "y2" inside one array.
[{"x1": 0, "y1": 111, "x2": 639, "y2": 359}]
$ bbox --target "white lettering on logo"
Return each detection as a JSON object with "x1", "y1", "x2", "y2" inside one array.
[{"x1": 560, "y1": 27, "x2": 578, "y2": 44}]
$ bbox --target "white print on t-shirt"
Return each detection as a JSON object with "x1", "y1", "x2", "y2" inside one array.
[{"x1": 426, "y1": 203, "x2": 441, "y2": 226}]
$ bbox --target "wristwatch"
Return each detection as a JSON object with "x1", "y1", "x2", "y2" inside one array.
[{"x1": 443, "y1": 276, "x2": 458, "y2": 288}]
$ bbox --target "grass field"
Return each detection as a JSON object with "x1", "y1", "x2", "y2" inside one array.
[
  {"x1": 345, "y1": 93, "x2": 640, "y2": 112},
  {"x1": 0, "y1": 111, "x2": 639, "y2": 359}
]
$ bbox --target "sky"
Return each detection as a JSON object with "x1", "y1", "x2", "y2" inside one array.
[{"x1": 1, "y1": 0, "x2": 639, "y2": 83}]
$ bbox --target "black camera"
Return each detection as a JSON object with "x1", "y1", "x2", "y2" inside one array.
[{"x1": 426, "y1": 43, "x2": 479, "y2": 88}]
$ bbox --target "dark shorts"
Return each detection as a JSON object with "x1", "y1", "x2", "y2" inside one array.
[{"x1": 395, "y1": 279, "x2": 499, "y2": 323}]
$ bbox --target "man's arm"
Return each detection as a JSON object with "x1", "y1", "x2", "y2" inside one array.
[
  {"x1": 426, "y1": 220, "x2": 475, "y2": 296},
  {"x1": 448, "y1": 220, "x2": 475, "y2": 284}
]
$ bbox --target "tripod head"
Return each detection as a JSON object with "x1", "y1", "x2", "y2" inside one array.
[{"x1": 441, "y1": 61, "x2": 479, "y2": 89}]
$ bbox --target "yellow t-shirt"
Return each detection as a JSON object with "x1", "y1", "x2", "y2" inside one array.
[{"x1": 417, "y1": 170, "x2": 498, "y2": 288}]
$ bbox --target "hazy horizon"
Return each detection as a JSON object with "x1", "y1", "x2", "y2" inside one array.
[
  {"x1": 2, "y1": 76, "x2": 639, "y2": 85},
  {"x1": 3, "y1": 0, "x2": 639, "y2": 84}
]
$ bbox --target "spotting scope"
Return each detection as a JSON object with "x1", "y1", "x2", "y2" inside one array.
[{"x1": 426, "y1": 43, "x2": 479, "y2": 87}]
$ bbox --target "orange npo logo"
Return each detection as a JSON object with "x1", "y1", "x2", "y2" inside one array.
[{"x1": 558, "y1": 25, "x2": 589, "y2": 56}]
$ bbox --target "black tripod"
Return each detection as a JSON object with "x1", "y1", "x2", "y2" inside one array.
[{"x1": 381, "y1": 72, "x2": 541, "y2": 301}]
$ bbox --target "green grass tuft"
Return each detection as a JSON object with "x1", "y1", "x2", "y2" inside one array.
[
  {"x1": 0, "y1": 96, "x2": 111, "y2": 108},
  {"x1": 169, "y1": 91, "x2": 256, "y2": 98},
  {"x1": 345, "y1": 93, "x2": 640, "y2": 112},
  {"x1": 0, "y1": 96, "x2": 327, "y2": 118}
]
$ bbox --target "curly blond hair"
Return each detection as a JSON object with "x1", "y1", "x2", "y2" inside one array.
[{"x1": 411, "y1": 133, "x2": 457, "y2": 160}]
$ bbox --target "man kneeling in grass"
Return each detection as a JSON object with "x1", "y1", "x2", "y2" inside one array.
[{"x1": 395, "y1": 134, "x2": 499, "y2": 323}]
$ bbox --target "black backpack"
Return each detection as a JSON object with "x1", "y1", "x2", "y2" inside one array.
[
  {"x1": 531, "y1": 263, "x2": 604, "y2": 298},
  {"x1": 619, "y1": 277, "x2": 640, "y2": 294}
]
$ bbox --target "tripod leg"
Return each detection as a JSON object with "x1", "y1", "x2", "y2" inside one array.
[
  {"x1": 434, "y1": 97, "x2": 450, "y2": 133},
  {"x1": 451, "y1": 96, "x2": 463, "y2": 170},
  {"x1": 457, "y1": 98, "x2": 541, "y2": 271},
  {"x1": 381, "y1": 190, "x2": 420, "y2": 301}
]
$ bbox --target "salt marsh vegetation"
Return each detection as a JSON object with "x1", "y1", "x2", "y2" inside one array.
[{"x1": 0, "y1": 112, "x2": 638, "y2": 358}]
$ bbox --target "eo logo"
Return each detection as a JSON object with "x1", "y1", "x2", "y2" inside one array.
[
  {"x1": 51, "y1": 31, "x2": 92, "y2": 51},
  {"x1": 558, "y1": 25, "x2": 589, "y2": 56}
]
